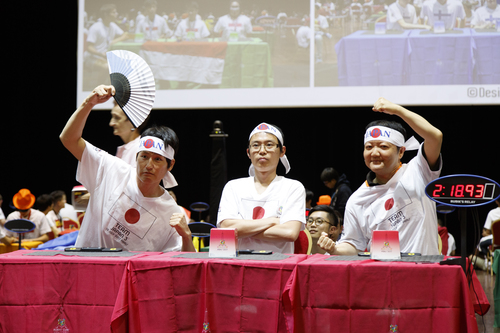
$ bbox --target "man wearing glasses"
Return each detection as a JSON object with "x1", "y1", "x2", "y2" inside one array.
[
  {"x1": 217, "y1": 123, "x2": 306, "y2": 254},
  {"x1": 306, "y1": 205, "x2": 343, "y2": 255}
]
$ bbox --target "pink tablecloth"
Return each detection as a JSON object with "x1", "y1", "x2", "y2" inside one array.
[
  {"x1": 283, "y1": 254, "x2": 487, "y2": 333},
  {"x1": 111, "y1": 252, "x2": 308, "y2": 332},
  {"x1": 0, "y1": 250, "x2": 160, "y2": 333}
]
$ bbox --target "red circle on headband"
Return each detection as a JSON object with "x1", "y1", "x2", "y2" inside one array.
[
  {"x1": 144, "y1": 139, "x2": 154, "y2": 149},
  {"x1": 370, "y1": 128, "x2": 381, "y2": 138}
]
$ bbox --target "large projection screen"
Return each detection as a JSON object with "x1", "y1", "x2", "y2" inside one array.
[{"x1": 77, "y1": 0, "x2": 500, "y2": 109}]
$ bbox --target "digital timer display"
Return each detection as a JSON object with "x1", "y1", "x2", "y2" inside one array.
[{"x1": 426, "y1": 174, "x2": 500, "y2": 207}]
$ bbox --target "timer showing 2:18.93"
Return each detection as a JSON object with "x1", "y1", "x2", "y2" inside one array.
[{"x1": 425, "y1": 174, "x2": 500, "y2": 207}]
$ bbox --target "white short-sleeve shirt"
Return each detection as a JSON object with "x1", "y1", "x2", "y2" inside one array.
[
  {"x1": 217, "y1": 176, "x2": 306, "y2": 254},
  {"x1": 339, "y1": 144, "x2": 442, "y2": 255},
  {"x1": 75, "y1": 141, "x2": 182, "y2": 252}
]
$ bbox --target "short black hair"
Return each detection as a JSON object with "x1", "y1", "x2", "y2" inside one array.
[
  {"x1": 365, "y1": 120, "x2": 407, "y2": 141},
  {"x1": 36, "y1": 194, "x2": 53, "y2": 212},
  {"x1": 308, "y1": 204, "x2": 342, "y2": 227},
  {"x1": 320, "y1": 167, "x2": 339, "y2": 182},
  {"x1": 141, "y1": 125, "x2": 179, "y2": 167},
  {"x1": 50, "y1": 190, "x2": 66, "y2": 203}
]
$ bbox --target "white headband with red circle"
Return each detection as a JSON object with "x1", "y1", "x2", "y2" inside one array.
[
  {"x1": 248, "y1": 123, "x2": 291, "y2": 176},
  {"x1": 364, "y1": 126, "x2": 420, "y2": 150},
  {"x1": 139, "y1": 136, "x2": 177, "y2": 188}
]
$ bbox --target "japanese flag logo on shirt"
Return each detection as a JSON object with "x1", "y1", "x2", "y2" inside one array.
[{"x1": 107, "y1": 192, "x2": 157, "y2": 239}]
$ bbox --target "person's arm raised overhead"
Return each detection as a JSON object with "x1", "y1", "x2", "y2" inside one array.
[
  {"x1": 372, "y1": 97, "x2": 443, "y2": 169},
  {"x1": 60, "y1": 85, "x2": 116, "y2": 161}
]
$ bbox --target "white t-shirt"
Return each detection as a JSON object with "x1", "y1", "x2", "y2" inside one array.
[
  {"x1": 484, "y1": 207, "x2": 500, "y2": 230},
  {"x1": 214, "y1": 14, "x2": 252, "y2": 39},
  {"x1": 46, "y1": 210, "x2": 61, "y2": 230},
  {"x1": 5, "y1": 209, "x2": 52, "y2": 240},
  {"x1": 75, "y1": 141, "x2": 182, "y2": 252},
  {"x1": 386, "y1": 1, "x2": 418, "y2": 30},
  {"x1": 175, "y1": 18, "x2": 210, "y2": 39},
  {"x1": 339, "y1": 144, "x2": 442, "y2": 255},
  {"x1": 217, "y1": 176, "x2": 306, "y2": 254},
  {"x1": 420, "y1": 0, "x2": 466, "y2": 29},
  {"x1": 314, "y1": 15, "x2": 329, "y2": 31},
  {"x1": 60, "y1": 203, "x2": 79, "y2": 221},
  {"x1": 447, "y1": 232, "x2": 456, "y2": 255},
  {"x1": 470, "y1": 5, "x2": 500, "y2": 27},
  {"x1": 136, "y1": 14, "x2": 173, "y2": 40},
  {"x1": 116, "y1": 137, "x2": 140, "y2": 167},
  {"x1": 296, "y1": 26, "x2": 312, "y2": 48},
  {"x1": 86, "y1": 21, "x2": 124, "y2": 54}
]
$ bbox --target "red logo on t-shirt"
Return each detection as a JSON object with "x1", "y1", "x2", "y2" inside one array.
[
  {"x1": 385, "y1": 198, "x2": 395, "y2": 211},
  {"x1": 125, "y1": 208, "x2": 140, "y2": 224},
  {"x1": 253, "y1": 206, "x2": 265, "y2": 219}
]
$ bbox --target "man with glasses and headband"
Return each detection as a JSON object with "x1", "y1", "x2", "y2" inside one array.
[
  {"x1": 320, "y1": 98, "x2": 443, "y2": 256},
  {"x1": 306, "y1": 205, "x2": 343, "y2": 255},
  {"x1": 217, "y1": 123, "x2": 306, "y2": 254},
  {"x1": 60, "y1": 85, "x2": 195, "y2": 252}
]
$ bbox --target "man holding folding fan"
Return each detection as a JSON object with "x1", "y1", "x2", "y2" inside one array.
[{"x1": 60, "y1": 85, "x2": 195, "y2": 252}]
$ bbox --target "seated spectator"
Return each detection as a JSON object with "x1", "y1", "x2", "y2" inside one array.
[
  {"x1": 470, "y1": 0, "x2": 500, "y2": 29},
  {"x1": 296, "y1": 19, "x2": 312, "y2": 48},
  {"x1": 4, "y1": 189, "x2": 52, "y2": 244},
  {"x1": 135, "y1": 0, "x2": 173, "y2": 40},
  {"x1": 471, "y1": 199, "x2": 500, "y2": 270},
  {"x1": 175, "y1": 2, "x2": 210, "y2": 40},
  {"x1": 386, "y1": 0, "x2": 431, "y2": 30},
  {"x1": 84, "y1": 4, "x2": 129, "y2": 73},
  {"x1": 36, "y1": 194, "x2": 61, "y2": 237},
  {"x1": 307, "y1": 205, "x2": 343, "y2": 254},
  {"x1": 419, "y1": 0, "x2": 466, "y2": 29},
  {"x1": 214, "y1": 1, "x2": 252, "y2": 39}
]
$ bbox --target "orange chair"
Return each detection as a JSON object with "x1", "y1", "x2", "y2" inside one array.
[{"x1": 294, "y1": 229, "x2": 313, "y2": 255}]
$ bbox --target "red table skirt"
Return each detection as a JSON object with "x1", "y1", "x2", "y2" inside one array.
[{"x1": 0, "y1": 251, "x2": 488, "y2": 333}]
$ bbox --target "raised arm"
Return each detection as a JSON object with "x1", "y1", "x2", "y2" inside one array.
[
  {"x1": 372, "y1": 97, "x2": 443, "y2": 169},
  {"x1": 60, "y1": 85, "x2": 115, "y2": 161}
]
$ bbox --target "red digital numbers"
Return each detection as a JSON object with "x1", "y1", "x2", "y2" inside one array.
[
  {"x1": 432, "y1": 183, "x2": 486, "y2": 198},
  {"x1": 475, "y1": 184, "x2": 485, "y2": 198},
  {"x1": 449, "y1": 184, "x2": 485, "y2": 198},
  {"x1": 432, "y1": 184, "x2": 442, "y2": 197}
]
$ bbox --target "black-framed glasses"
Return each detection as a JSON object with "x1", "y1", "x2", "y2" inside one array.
[
  {"x1": 249, "y1": 142, "x2": 279, "y2": 152},
  {"x1": 306, "y1": 218, "x2": 332, "y2": 227}
]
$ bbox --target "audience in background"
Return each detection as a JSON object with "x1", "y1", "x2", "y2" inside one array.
[
  {"x1": 36, "y1": 194, "x2": 61, "y2": 238},
  {"x1": 320, "y1": 167, "x2": 352, "y2": 217},
  {"x1": 4, "y1": 189, "x2": 52, "y2": 244},
  {"x1": 307, "y1": 205, "x2": 343, "y2": 254}
]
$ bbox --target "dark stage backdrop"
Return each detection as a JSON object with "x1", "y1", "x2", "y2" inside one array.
[{"x1": 1, "y1": 1, "x2": 497, "y2": 256}]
